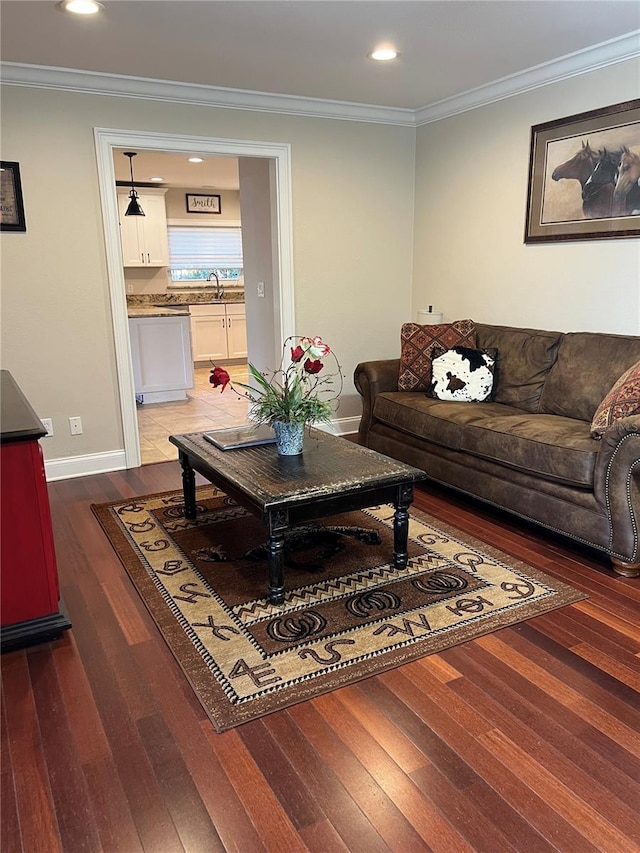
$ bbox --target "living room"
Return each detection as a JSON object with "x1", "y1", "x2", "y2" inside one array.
[
  {"x1": 2, "y1": 2, "x2": 639, "y2": 850},
  {"x1": 1, "y1": 8, "x2": 638, "y2": 481}
]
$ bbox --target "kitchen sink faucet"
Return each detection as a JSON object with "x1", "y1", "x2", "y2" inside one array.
[{"x1": 207, "y1": 272, "x2": 224, "y2": 299}]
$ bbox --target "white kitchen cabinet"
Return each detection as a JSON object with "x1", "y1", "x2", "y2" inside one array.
[
  {"x1": 117, "y1": 190, "x2": 169, "y2": 267},
  {"x1": 190, "y1": 304, "x2": 227, "y2": 362},
  {"x1": 190, "y1": 303, "x2": 247, "y2": 361},
  {"x1": 128, "y1": 315, "x2": 194, "y2": 403},
  {"x1": 225, "y1": 303, "x2": 248, "y2": 359}
]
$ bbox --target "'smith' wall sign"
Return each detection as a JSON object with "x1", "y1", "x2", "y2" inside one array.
[{"x1": 186, "y1": 193, "x2": 222, "y2": 214}]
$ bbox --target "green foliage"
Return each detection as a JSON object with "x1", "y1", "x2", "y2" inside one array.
[{"x1": 231, "y1": 337, "x2": 342, "y2": 426}]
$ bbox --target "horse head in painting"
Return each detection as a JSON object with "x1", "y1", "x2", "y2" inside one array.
[
  {"x1": 551, "y1": 141, "x2": 599, "y2": 187},
  {"x1": 613, "y1": 146, "x2": 640, "y2": 216},
  {"x1": 581, "y1": 148, "x2": 621, "y2": 219}
]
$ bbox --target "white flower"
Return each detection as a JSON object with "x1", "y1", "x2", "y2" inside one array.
[{"x1": 302, "y1": 336, "x2": 331, "y2": 359}]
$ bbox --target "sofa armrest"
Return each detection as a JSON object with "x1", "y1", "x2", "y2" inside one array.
[
  {"x1": 594, "y1": 415, "x2": 640, "y2": 561},
  {"x1": 354, "y1": 359, "x2": 400, "y2": 445}
]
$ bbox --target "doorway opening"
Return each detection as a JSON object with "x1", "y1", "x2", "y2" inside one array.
[
  {"x1": 136, "y1": 364, "x2": 250, "y2": 464},
  {"x1": 113, "y1": 149, "x2": 250, "y2": 463},
  {"x1": 95, "y1": 128, "x2": 295, "y2": 469}
]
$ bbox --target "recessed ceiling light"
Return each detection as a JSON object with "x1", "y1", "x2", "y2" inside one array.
[
  {"x1": 57, "y1": 0, "x2": 103, "y2": 15},
  {"x1": 150, "y1": 176, "x2": 164, "y2": 182},
  {"x1": 188, "y1": 157, "x2": 204, "y2": 163},
  {"x1": 369, "y1": 47, "x2": 399, "y2": 62}
]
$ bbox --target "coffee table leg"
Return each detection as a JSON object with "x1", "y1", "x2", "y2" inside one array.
[
  {"x1": 178, "y1": 450, "x2": 197, "y2": 520},
  {"x1": 393, "y1": 483, "x2": 414, "y2": 568},
  {"x1": 267, "y1": 510, "x2": 288, "y2": 604}
]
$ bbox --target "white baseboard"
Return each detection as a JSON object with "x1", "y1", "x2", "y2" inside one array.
[
  {"x1": 43, "y1": 417, "x2": 361, "y2": 482},
  {"x1": 44, "y1": 450, "x2": 127, "y2": 482},
  {"x1": 316, "y1": 416, "x2": 361, "y2": 436}
]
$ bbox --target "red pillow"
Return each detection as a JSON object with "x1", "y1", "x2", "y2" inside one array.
[{"x1": 398, "y1": 320, "x2": 476, "y2": 391}]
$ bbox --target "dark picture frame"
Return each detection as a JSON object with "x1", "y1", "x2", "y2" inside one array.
[
  {"x1": 0, "y1": 161, "x2": 26, "y2": 232},
  {"x1": 524, "y1": 99, "x2": 640, "y2": 243},
  {"x1": 185, "y1": 193, "x2": 221, "y2": 214}
]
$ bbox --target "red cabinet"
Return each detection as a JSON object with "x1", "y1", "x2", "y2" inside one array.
[{"x1": 1, "y1": 371, "x2": 71, "y2": 652}]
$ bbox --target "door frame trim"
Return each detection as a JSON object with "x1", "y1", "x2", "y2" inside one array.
[{"x1": 94, "y1": 127, "x2": 295, "y2": 468}]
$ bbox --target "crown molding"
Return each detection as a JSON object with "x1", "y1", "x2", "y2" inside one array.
[
  {"x1": 415, "y1": 29, "x2": 640, "y2": 125},
  {"x1": 0, "y1": 62, "x2": 416, "y2": 126},
  {"x1": 2, "y1": 29, "x2": 638, "y2": 128}
]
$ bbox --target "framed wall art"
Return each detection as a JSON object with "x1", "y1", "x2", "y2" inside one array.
[
  {"x1": 524, "y1": 99, "x2": 640, "y2": 243},
  {"x1": 186, "y1": 193, "x2": 221, "y2": 214},
  {"x1": 0, "y1": 161, "x2": 26, "y2": 232}
]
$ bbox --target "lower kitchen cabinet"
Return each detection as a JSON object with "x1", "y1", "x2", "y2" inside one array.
[
  {"x1": 226, "y1": 303, "x2": 248, "y2": 359},
  {"x1": 190, "y1": 304, "x2": 227, "y2": 361},
  {"x1": 128, "y1": 315, "x2": 194, "y2": 403},
  {"x1": 190, "y1": 303, "x2": 247, "y2": 361}
]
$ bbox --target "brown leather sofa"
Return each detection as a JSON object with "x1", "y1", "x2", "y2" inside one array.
[{"x1": 354, "y1": 323, "x2": 640, "y2": 577}]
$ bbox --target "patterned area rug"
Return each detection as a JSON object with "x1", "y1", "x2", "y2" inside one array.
[{"x1": 93, "y1": 487, "x2": 585, "y2": 732}]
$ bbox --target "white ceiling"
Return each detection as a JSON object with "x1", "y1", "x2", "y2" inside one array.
[
  {"x1": 114, "y1": 148, "x2": 240, "y2": 190},
  {"x1": 2, "y1": 1, "x2": 639, "y2": 110},
  {"x1": 3, "y1": 1, "x2": 639, "y2": 188}
]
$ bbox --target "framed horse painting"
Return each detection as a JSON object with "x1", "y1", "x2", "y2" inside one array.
[{"x1": 524, "y1": 99, "x2": 640, "y2": 243}]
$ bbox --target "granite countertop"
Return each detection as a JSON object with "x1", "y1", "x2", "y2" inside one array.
[
  {"x1": 127, "y1": 291, "x2": 245, "y2": 310},
  {"x1": 127, "y1": 305, "x2": 191, "y2": 318}
]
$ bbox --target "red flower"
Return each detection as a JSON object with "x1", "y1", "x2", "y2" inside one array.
[
  {"x1": 304, "y1": 358, "x2": 323, "y2": 375},
  {"x1": 209, "y1": 366, "x2": 230, "y2": 392},
  {"x1": 290, "y1": 345, "x2": 305, "y2": 363}
]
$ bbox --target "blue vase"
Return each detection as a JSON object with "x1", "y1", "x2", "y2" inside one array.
[{"x1": 273, "y1": 421, "x2": 304, "y2": 455}]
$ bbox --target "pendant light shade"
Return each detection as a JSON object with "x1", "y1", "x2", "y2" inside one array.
[{"x1": 123, "y1": 152, "x2": 145, "y2": 216}]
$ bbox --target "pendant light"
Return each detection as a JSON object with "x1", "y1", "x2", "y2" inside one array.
[{"x1": 123, "y1": 152, "x2": 145, "y2": 216}]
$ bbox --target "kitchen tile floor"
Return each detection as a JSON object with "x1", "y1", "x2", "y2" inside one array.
[{"x1": 137, "y1": 364, "x2": 251, "y2": 464}]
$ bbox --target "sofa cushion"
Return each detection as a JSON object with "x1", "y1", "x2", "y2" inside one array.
[
  {"x1": 539, "y1": 332, "x2": 640, "y2": 422},
  {"x1": 398, "y1": 320, "x2": 476, "y2": 391},
  {"x1": 590, "y1": 360, "x2": 640, "y2": 438},
  {"x1": 475, "y1": 324, "x2": 562, "y2": 413},
  {"x1": 373, "y1": 393, "x2": 527, "y2": 452},
  {"x1": 429, "y1": 347, "x2": 496, "y2": 402},
  {"x1": 373, "y1": 392, "x2": 597, "y2": 488},
  {"x1": 460, "y1": 413, "x2": 597, "y2": 487}
]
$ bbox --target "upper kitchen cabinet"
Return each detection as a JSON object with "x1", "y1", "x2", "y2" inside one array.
[{"x1": 117, "y1": 189, "x2": 169, "y2": 267}]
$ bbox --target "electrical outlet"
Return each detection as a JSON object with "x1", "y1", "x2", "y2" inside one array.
[
  {"x1": 257, "y1": 281, "x2": 265, "y2": 298},
  {"x1": 69, "y1": 416, "x2": 83, "y2": 435},
  {"x1": 41, "y1": 417, "x2": 54, "y2": 437}
]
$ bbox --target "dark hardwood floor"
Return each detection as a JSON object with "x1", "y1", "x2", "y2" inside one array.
[{"x1": 2, "y1": 459, "x2": 640, "y2": 852}]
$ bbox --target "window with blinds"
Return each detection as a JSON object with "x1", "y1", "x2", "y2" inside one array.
[{"x1": 168, "y1": 225, "x2": 243, "y2": 281}]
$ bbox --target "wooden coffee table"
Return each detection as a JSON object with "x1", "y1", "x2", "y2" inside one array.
[{"x1": 169, "y1": 428, "x2": 427, "y2": 604}]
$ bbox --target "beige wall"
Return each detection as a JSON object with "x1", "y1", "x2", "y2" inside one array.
[
  {"x1": 238, "y1": 158, "x2": 277, "y2": 375},
  {"x1": 413, "y1": 58, "x2": 640, "y2": 333},
  {"x1": 0, "y1": 85, "x2": 415, "y2": 463},
  {"x1": 164, "y1": 187, "x2": 241, "y2": 221}
]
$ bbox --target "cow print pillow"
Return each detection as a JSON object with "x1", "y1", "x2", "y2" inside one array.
[{"x1": 428, "y1": 347, "x2": 497, "y2": 402}]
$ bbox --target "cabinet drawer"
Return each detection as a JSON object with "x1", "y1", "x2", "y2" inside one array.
[{"x1": 189, "y1": 303, "x2": 225, "y2": 317}]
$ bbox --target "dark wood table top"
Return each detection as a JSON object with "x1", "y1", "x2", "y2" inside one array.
[
  {"x1": 1, "y1": 370, "x2": 46, "y2": 444},
  {"x1": 169, "y1": 428, "x2": 426, "y2": 512}
]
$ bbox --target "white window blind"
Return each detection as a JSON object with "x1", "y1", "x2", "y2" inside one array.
[{"x1": 168, "y1": 226, "x2": 243, "y2": 270}]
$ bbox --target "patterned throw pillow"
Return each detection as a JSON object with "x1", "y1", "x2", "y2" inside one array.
[
  {"x1": 590, "y1": 360, "x2": 640, "y2": 439},
  {"x1": 428, "y1": 347, "x2": 497, "y2": 402},
  {"x1": 398, "y1": 319, "x2": 476, "y2": 391}
]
